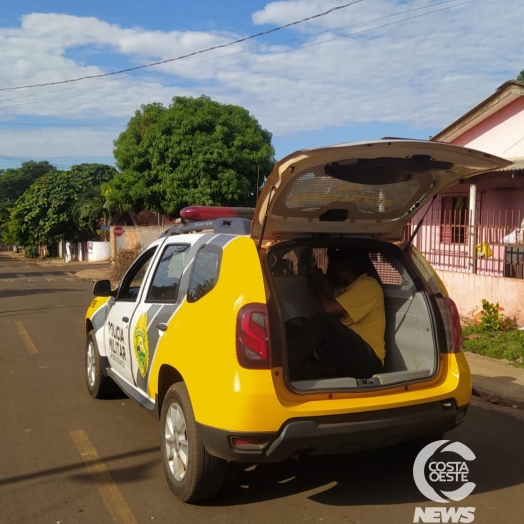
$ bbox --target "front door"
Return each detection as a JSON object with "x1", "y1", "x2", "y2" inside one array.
[
  {"x1": 128, "y1": 243, "x2": 190, "y2": 395},
  {"x1": 104, "y1": 246, "x2": 157, "y2": 386}
]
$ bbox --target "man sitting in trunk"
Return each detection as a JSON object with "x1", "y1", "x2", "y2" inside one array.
[{"x1": 288, "y1": 248, "x2": 385, "y2": 380}]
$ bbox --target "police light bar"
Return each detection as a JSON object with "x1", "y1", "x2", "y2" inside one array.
[{"x1": 180, "y1": 206, "x2": 255, "y2": 221}]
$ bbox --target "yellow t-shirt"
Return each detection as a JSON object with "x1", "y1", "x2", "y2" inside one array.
[{"x1": 334, "y1": 274, "x2": 386, "y2": 365}]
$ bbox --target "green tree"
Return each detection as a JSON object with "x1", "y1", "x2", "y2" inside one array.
[
  {"x1": 518, "y1": 70, "x2": 524, "y2": 82},
  {"x1": 0, "y1": 161, "x2": 56, "y2": 241},
  {"x1": 9, "y1": 163, "x2": 116, "y2": 252},
  {"x1": 71, "y1": 164, "x2": 119, "y2": 236},
  {"x1": 112, "y1": 95, "x2": 274, "y2": 218},
  {"x1": 74, "y1": 181, "x2": 119, "y2": 239}
]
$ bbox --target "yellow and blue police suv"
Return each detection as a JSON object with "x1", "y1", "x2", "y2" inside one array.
[{"x1": 85, "y1": 139, "x2": 509, "y2": 502}]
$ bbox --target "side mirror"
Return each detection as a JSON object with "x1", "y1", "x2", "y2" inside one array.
[{"x1": 93, "y1": 279, "x2": 113, "y2": 297}]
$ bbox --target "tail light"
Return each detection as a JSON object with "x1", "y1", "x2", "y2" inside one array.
[
  {"x1": 236, "y1": 304, "x2": 271, "y2": 369},
  {"x1": 436, "y1": 296, "x2": 463, "y2": 353},
  {"x1": 230, "y1": 436, "x2": 269, "y2": 451}
]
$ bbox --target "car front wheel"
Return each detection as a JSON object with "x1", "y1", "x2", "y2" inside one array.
[
  {"x1": 160, "y1": 382, "x2": 227, "y2": 503},
  {"x1": 85, "y1": 331, "x2": 112, "y2": 399}
]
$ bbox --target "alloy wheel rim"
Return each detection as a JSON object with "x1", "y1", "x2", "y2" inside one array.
[
  {"x1": 86, "y1": 341, "x2": 96, "y2": 387},
  {"x1": 164, "y1": 403, "x2": 189, "y2": 481}
]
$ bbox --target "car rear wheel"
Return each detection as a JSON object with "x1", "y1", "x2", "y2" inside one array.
[
  {"x1": 160, "y1": 382, "x2": 227, "y2": 503},
  {"x1": 85, "y1": 331, "x2": 112, "y2": 399}
]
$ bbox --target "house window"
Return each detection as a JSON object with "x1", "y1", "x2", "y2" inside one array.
[
  {"x1": 504, "y1": 247, "x2": 524, "y2": 279},
  {"x1": 440, "y1": 196, "x2": 469, "y2": 244}
]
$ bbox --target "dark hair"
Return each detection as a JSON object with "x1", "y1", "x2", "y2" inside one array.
[{"x1": 327, "y1": 248, "x2": 370, "y2": 276}]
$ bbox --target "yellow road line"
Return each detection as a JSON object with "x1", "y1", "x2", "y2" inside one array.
[
  {"x1": 14, "y1": 321, "x2": 38, "y2": 355},
  {"x1": 70, "y1": 430, "x2": 139, "y2": 524}
]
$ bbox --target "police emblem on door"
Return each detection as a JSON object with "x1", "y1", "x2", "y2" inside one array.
[{"x1": 134, "y1": 313, "x2": 149, "y2": 378}]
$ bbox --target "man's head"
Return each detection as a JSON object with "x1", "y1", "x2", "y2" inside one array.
[{"x1": 327, "y1": 248, "x2": 371, "y2": 286}]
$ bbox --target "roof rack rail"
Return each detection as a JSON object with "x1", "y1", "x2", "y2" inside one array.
[
  {"x1": 159, "y1": 206, "x2": 254, "y2": 238},
  {"x1": 181, "y1": 206, "x2": 254, "y2": 221},
  {"x1": 159, "y1": 217, "x2": 252, "y2": 238}
]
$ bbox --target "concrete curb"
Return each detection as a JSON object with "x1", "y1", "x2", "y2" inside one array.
[
  {"x1": 464, "y1": 352, "x2": 524, "y2": 409},
  {"x1": 76, "y1": 268, "x2": 111, "y2": 281},
  {"x1": 1, "y1": 251, "x2": 109, "y2": 267}
]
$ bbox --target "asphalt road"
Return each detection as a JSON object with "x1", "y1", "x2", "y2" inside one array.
[{"x1": 1, "y1": 252, "x2": 523, "y2": 524}]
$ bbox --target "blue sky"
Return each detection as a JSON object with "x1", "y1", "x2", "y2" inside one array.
[{"x1": 0, "y1": 0, "x2": 523, "y2": 170}]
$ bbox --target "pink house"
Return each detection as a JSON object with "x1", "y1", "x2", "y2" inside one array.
[{"x1": 408, "y1": 80, "x2": 524, "y2": 319}]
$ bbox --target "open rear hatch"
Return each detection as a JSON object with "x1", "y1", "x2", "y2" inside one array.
[
  {"x1": 254, "y1": 140, "x2": 509, "y2": 392},
  {"x1": 252, "y1": 139, "x2": 510, "y2": 243}
]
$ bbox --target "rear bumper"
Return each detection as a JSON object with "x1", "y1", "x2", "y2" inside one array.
[{"x1": 199, "y1": 398, "x2": 468, "y2": 463}]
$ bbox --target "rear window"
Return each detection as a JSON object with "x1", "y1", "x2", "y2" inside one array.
[
  {"x1": 187, "y1": 245, "x2": 222, "y2": 303},
  {"x1": 368, "y1": 253, "x2": 405, "y2": 286}
]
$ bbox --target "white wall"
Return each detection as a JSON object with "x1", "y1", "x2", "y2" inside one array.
[
  {"x1": 87, "y1": 241, "x2": 110, "y2": 261},
  {"x1": 440, "y1": 269, "x2": 524, "y2": 321},
  {"x1": 452, "y1": 97, "x2": 524, "y2": 159}
]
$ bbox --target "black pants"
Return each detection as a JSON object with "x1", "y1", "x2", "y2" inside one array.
[{"x1": 287, "y1": 311, "x2": 382, "y2": 380}]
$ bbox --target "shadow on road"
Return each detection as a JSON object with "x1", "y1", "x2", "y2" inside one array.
[
  {"x1": 0, "y1": 288, "x2": 80, "y2": 299},
  {"x1": 0, "y1": 446, "x2": 160, "y2": 487},
  {"x1": 206, "y1": 400, "x2": 524, "y2": 507},
  {"x1": 1, "y1": 398, "x2": 522, "y2": 508}
]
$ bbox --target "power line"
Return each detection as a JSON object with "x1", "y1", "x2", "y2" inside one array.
[
  {"x1": 0, "y1": 0, "x2": 463, "y2": 105},
  {"x1": 0, "y1": 0, "x2": 477, "y2": 111},
  {"x1": 0, "y1": 1, "x2": 363, "y2": 92}
]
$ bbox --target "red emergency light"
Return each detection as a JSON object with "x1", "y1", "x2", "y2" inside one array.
[{"x1": 180, "y1": 206, "x2": 255, "y2": 221}]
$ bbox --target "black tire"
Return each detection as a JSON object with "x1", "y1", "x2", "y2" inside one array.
[
  {"x1": 85, "y1": 331, "x2": 112, "y2": 399},
  {"x1": 160, "y1": 382, "x2": 227, "y2": 503}
]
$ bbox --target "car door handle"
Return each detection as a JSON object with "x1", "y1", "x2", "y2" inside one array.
[
  {"x1": 122, "y1": 316, "x2": 129, "y2": 323},
  {"x1": 157, "y1": 323, "x2": 168, "y2": 332}
]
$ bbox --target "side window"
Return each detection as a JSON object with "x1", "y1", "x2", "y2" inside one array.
[
  {"x1": 146, "y1": 244, "x2": 189, "y2": 302},
  {"x1": 269, "y1": 245, "x2": 319, "y2": 276},
  {"x1": 368, "y1": 253, "x2": 407, "y2": 287},
  {"x1": 118, "y1": 247, "x2": 157, "y2": 302},
  {"x1": 187, "y1": 245, "x2": 222, "y2": 303}
]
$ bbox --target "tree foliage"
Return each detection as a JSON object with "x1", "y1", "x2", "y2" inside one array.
[
  {"x1": 9, "y1": 163, "x2": 117, "y2": 248},
  {"x1": 112, "y1": 95, "x2": 275, "y2": 216},
  {"x1": 518, "y1": 70, "x2": 524, "y2": 82},
  {"x1": 0, "y1": 161, "x2": 56, "y2": 241},
  {"x1": 74, "y1": 182, "x2": 116, "y2": 238}
]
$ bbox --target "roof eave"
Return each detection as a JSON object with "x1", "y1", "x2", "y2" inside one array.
[
  {"x1": 431, "y1": 80, "x2": 524, "y2": 143},
  {"x1": 493, "y1": 159, "x2": 524, "y2": 173}
]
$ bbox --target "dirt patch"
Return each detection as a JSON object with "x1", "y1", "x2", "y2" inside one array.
[{"x1": 472, "y1": 387, "x2": 524, "y2": 410}]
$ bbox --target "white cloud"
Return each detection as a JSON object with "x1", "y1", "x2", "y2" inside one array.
[
  {"x1": 17, "y1": 13, "x2": 239, "y2": 60},
  {"x1": 0, "y1": 1, "x2": 523, "y2": 162},
  {"x1": 0, "y1": 127, "x2": 119, "y2": 159}
]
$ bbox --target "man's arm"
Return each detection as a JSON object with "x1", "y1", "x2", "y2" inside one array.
[{"x1": 308, "y1": 269, "x2": 353, "y2": 321}]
